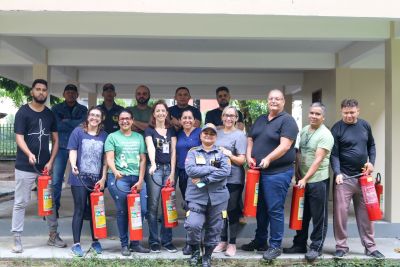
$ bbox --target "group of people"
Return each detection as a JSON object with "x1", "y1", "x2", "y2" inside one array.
[{"x1": 10, "y1": 78, "x2": 384, "y2": 266}]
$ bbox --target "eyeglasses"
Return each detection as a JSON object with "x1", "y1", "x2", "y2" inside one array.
[
  {"x1": 88, "y1": 113, "x2": 102, "y2": 118},
  {"x1": 119, "y1": 117, "x2": 132, "y2": 122},
  {"x1": 223, "y1": 114, "x2": 237, "y2": 118}
]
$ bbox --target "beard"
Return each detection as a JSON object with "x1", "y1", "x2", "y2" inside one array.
[
  {"x1": 33, "y1": 95, "x2": 47, "y2": 104},
  {"x1": 219, "y1": 101, "x2": 229, "y2": 108},
  {"x1": 137, "y1": 97, "x2": 150, "y2": 105}
]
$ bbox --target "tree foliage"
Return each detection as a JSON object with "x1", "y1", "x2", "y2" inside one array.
[
  {"x1": 235, "y1": 99, "x2": 268, "y2": 132},
  {"x1": 0, "y1": 76, "x2": 63, "y2": 107}
]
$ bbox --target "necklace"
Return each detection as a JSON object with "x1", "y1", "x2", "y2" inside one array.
[{"x1": 304, "y1": 129, "x2": 316, "y2": 147}]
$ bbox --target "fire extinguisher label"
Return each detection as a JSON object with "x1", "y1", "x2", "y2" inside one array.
[
  {"x1": 130, "y1": 197, "x2": 142, "y2": 230},
  {"x1": 298, "y1": 196, "x2": 304, "y2": 221},
  {"x1": 362, "y1": 184, "x2": 378, "y2": 204},
  {"x1": 43, "y1": 187, "x2": 53, "y2": 212},
  {"x1": 253, "y1": 183, "x2": 259, "y2": 206},
  {"x1": 95, "y1": 200, "x2": 106, "y2": 229},
  {"x1": 380, "y1": 194, "x2": 384, "y2": 211},
  {"x1": 166, "y1": 192, "x2": 178, "y2": 223}
]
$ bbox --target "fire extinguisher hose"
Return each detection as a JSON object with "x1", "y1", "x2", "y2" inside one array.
[{"x1": 76, "y1": 173, "x2": 101, "y2": 192}]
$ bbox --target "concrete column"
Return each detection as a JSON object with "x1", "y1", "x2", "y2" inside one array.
[
  {"x1": 385, "y1": 22, "x2": 400, "y2": 223},
  {"x1": 32, "y1": 63, "x2": 50, "y2": 106},
  {"x1": 284, "y1": 93, "x2": 293, "y2": 115},
  {"x1": 88, "y1": 92, "x2": 98, "y2": 108}
]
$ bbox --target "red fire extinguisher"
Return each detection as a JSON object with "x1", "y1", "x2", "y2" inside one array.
[
  {"x1": 289, "y1": 178, "x2": 305, "y2": 230},
  {"x1": 127, "y1": 186, "x2": 143, "y2": 241},
  {"x1": 243, "y1": 161, "x2": 260, "y2": 217},
  {"x1": 161, "y1": 179, "x2": 178, "y2": 228},
  {"x1": 90, "y1": 184, "x2": 107, "y2": 239},
  {"x1": 36, "y1": 167, "x2": 53, "y2": 217},
  {"x1": 359, "y1": 174, "x2": 382, "y2": 221},
  {"x1": 375, "y1": 173, "x2": 384, "y2": 215}
]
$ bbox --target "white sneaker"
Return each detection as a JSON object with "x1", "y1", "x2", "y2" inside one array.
[{"x1": 12, "y1": 235, "x2": 23, "y2": 253}]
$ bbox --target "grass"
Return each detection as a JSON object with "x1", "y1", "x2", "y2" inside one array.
[{"x1": 1, "y1": 257, "x2": 400, "y2": 267}]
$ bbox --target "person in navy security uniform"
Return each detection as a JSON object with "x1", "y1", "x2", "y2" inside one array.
[{"x1": 184, "y1": 123, "x2": 231, "y2": 267}]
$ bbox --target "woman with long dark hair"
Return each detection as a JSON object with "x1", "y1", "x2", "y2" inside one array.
[
  {"x1": 105, "y1": 109, "x2": 149, "y2": 256},
  {"x1": 68, "y1": 106, "x2": 108, "y2": 256},
  {"x1": 145, "y1": 100, "x2": 178, "y2": 253}
]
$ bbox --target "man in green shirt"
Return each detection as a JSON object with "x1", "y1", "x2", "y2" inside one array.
[
  {"x1": 129, "y1": 85, "x2": 152, "y2": 136},
  {"x1": 283, "y1": 102, "x2": 334, "y2": 262}
]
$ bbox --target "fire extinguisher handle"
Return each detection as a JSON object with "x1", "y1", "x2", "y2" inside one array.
[
  {"x1": 131, "y1": 186, "x2": 137, "y2": 194},
  {"x1": 376, "y1": 173, "x2": 381, "y2": 184}
]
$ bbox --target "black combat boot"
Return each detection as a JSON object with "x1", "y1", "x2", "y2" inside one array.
[
  {"x1": 189, "y1": 244, "x2": 201, "y2": 266},
  {"x1": 202, "y1": 246, "x2": 215, "y2": 267}
]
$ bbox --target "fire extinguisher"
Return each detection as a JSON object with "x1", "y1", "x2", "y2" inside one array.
[
  {"x1": 90, "y1": 184, "x2": 107, "y2": 239},
  {"x1": 115, "y1": 179, "x2": 143, "y2": 240},
  {"x1": 375, "y1": 173, "x2": 384, "y2": 215},
  {"x1": 161, "y1": 179, "x2": 178, "y2": 228},
  {"x1": 289, "y1": 178, "x2": 305, "y2": 230},
  {"x1": 35, "y1": 166, "x2": 53, "y2": 217},
  {"x1": 359, "y1": 174, "x2": 382, "y2": 221},
  {"x1": 243, "y1": 161, "x2": 260, "y2": 217},
  {"x1": 77, "y1": 174, "x2": 108, "y2": 239}
]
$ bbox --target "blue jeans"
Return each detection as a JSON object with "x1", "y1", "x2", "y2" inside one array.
[
  {"x1": 146, "y1": 163, "x2": 173, "y2": 246},
  {"x1": 255, "y1": 168, "x2": 293, "y2": 248},
  {"x1": 52, "y1": 148, "x2": 69, "y2": 213},
  {"x1": 107, "y1": 173, "x2": 147, "y2": 247}
]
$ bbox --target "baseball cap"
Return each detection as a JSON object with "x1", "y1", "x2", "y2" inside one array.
[{"x1": 201, "y1": 123, "x2": 217, "y2": 135}]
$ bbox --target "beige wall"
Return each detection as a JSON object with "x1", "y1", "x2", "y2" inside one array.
[{"x1": 301, "y1": 70, "x2": 336, "y2": 128}]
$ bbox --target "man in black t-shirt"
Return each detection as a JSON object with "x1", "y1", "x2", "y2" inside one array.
[
  {"x1": 11, "y1": 79, "x2": 67, "y2": 253},
  {"x1": 330, "y1": 99, "x2": 384, "y2": 259},
  {"x1": 168, "y1": 86, "x2": 202, "y2": 131},
  {"x1": 242, "y1": 89, "x2": 298, "y2": 261},
  {"x1": 205, "y1": 86, "x2": 244, "y2": 130}
]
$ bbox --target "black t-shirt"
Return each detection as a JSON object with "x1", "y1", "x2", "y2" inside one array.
[
  {"x1": 205, "y1": 108, "x2": 244, "y2": 127},
  {"x1": 14, "y1": 104, "x2": 57, "y2": 172},
  {"x1": 168, "y1": 105, "x2": 202, "y2": 122},
  {"x1": 330, "y1": 119, "x2": 376, "y2": 177},
  {"x1": 249, "y1": 112, "x2": 298, "y2": 174},
  {"x1": 97, "y1": 102, "x2": 124, "y2": 134},
  {"x1": 145, "y1": 127, "x2": 176, "y2": 164}
]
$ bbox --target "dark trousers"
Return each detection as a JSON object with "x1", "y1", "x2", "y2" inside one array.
[
  {"x1": 293, "y1": 178, "x2": 330, "y2": 252},
  {"x1": 185, "y1": 200, "x2": 228, "y2": 247},
  {"x1": 177, "y1": 168, "x2": 189, "y2": 201},
  {"x1": 221, "y1": 183, "x2": 244, "y2": 244},
  {"x1": 71, "y1": 185, "x2": 97, "y2": 244},
  {"x1": 255, "y1": 169, "x2": 293, "y2": 248}
]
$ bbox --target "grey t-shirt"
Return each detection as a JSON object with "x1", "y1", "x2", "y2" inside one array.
[{"x1": 215, "y1": 129, "x2": 247, "y2": 184}]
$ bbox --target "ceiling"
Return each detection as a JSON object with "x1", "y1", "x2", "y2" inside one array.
[{"x1": 0, "y1": 12, "x2": 394, "y2": 99}]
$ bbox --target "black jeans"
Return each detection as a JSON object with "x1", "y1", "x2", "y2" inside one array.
[
  {"x1": 293, "y1": 178, "x2": 330, "y2": 252},
  {"x1": 71, "y1": 185, "x2": 97, "y2": 244},
  {"x1": 221, "y1": 183, "x2": 244, "y2": 244},
  {"x1": 177, "y1": 168, "x2": 189, "y2": 201}
]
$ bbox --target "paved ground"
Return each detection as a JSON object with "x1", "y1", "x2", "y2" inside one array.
[{"x1": 1, "y1": 236, "x2": 400, "y2": 261}]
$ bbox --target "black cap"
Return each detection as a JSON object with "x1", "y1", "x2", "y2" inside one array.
[
  {"x1": 103, "y1": 83, "x2": 115, "y2": 92},
  {"x1": 64, "y1": 84, "x2": 78, "y2": 92}
]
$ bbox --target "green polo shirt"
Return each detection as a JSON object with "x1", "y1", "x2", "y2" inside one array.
[{"x1": 299, "y1": 124, "x2": 334, "y2": 183}]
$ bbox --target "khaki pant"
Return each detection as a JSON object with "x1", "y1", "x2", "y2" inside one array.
[
  {"x1": 11, "y1": 169, "x2": 58, "y2": 234},
  {"x1": 333, "y1": 177, "x2": 376, "y2": 253}
]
